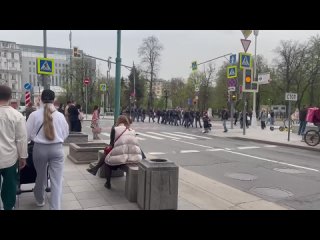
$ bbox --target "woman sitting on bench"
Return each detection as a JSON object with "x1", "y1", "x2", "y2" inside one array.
[{"x1": 87, "y1": 115, "x2": 144, "y2": 189}]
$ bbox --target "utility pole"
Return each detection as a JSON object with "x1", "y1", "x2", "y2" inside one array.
[
  {"x1": 69, "y1": 30, "x2": 72, "y2": 101},
  {"x1": 114, "y1": 30, "x2": 122, "y2": 123},
  {"x1": 252, "y1": 30, "x2": 259, "y2": 127},
  {"x1": 42, "y1": 30, "x2": 50, "y2": 90}
]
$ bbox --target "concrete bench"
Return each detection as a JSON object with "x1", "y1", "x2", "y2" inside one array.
[
  {"x1": 119, "y1": 164, "x2": 139, "y2": 203},
  {"x1": 89, "y1": 150, "x2": 124, "y2": 178}
]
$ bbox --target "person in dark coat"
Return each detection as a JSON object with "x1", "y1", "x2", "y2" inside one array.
[{"x1": 68, "y1": 102, "x2": 81, "y2": 132}]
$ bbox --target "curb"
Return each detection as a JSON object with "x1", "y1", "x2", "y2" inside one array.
[{"x1": 229, "y1": 137, "x2": 320, "y2": 152}]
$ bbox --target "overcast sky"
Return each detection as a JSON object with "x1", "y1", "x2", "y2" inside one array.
[{"x1": 1, "y1": 30, "x2": 320, "y2": 80}]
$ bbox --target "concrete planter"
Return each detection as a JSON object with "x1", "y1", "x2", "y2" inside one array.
[
  {"x1": 67, "y1": 142, "x2": 107, "y2": 164},
  {"x1": 64, "y1": 132, "x2": 89, "y2": 145}
]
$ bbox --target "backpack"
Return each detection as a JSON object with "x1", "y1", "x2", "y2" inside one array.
[
  {"x1": 313, "y1": 108, "x2": 320, "y2": 126},
  {"x1": 306, "y1": 107, "x2": 318, "y2": 123}
]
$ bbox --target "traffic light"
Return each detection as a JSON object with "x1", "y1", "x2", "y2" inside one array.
[
  {"x1": 73, "y1": 47, "x2": 81, "y2": 58},
  {"x1": 245, "y1": 68, "x2": 252, "y2": 83}
]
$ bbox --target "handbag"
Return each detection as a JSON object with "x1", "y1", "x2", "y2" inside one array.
[
  {"x1": 104, "y1": 128, "x2": 127, "y2": 155},
  {"x1": 21, "y1": 123, "x2": 43, "y2": 184}
]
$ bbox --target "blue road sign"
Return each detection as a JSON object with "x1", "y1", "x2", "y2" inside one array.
[
  {"x1": 37, "y1": 58, "x2": 54, "y2": 75},
  {"x1": 24, "y1": 82, "x2": 32, "y2": 90},
  {"x1": 239, "y1": 53, "x2": 252, "y2": 69},
  {"x1": 230, "y1": 54, "x2": 236, "y2": 64}
]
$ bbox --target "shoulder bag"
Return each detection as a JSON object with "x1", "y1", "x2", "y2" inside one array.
[{"x1": 104, "y1": 128, "x2": 127, "y2": 156}]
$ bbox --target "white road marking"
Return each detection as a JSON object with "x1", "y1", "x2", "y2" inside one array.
[
  {"x1": 136, "y1": 132, "x2": 164, "y2": 140},
  {"x1": 223, "y1": 150, "x2": 319, "y2": 172},
  {"x1": 161, "y1": 132, "x2": 196, "y2": 139},
  {"x1": 206, "y1": 148, "x2": 225, "y2": 151},
  {"x1": 173, "y1": 132, "x2": 211, "y2": 139},
  {"x1": 148, "y1": 152, "x2": 166, "y2": 155},
  {"x1": 180, "y1": 150, "x2": 200, "y2": 153},
  {"x1": 224, "y1": 148, "x2": 231, "y2": 150},
  {"x1": 264, "y1": 145, "x2": 277, "y2": 148},
  {"x1": 171, "y1": 139, "x2": 213, "y2": 149},
  {"x1": 237, "y1": 146, "x2": 261, "y2": 150},
  {"x1": 136, "y1": 137, "x2": 146, "y2": 141},
  {"x1": 146, "y1": 132, "x2": 180, "y2": 139}
]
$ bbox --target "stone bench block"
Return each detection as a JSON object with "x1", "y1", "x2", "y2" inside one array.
[
  {"x1": 64, "y1": 132, "x2": 89, "y2": 145},
  {"x1": 67, "y1": 142, "x2": 107, "y2": 164},
  {"x1": 120, "y1": 164, "x2": 139, "y2": 203}
]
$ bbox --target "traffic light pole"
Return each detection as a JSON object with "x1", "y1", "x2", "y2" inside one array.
[
  {"x1": 243, "y1": 93, "x2": 247, "y2": 135},
  {"x1": 230, "y1": 100, "x2": 234, "y2": 129},
  {"x1": 114, "y1": 30, "x2": 122, "y2": 124}
]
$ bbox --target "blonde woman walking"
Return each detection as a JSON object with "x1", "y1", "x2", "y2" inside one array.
[{"x1": 26, "y1": 90, "x2": 69, "y2": 210}]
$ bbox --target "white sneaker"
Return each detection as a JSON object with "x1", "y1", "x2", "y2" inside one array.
[{"x1": 36, "y1": 200, "x2": 45, "y2": 207}]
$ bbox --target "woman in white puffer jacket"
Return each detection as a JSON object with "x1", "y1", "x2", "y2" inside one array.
[{"x1": 104, "y1": 115, "x2": 142, "y2": 189}]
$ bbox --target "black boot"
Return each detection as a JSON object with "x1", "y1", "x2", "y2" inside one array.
[
  {"x1": 104, "y1": 181, "x2": 111, "y2": 189},
  {"x1": 87, "y1": 167, "x2": 98, "y2": 176}
]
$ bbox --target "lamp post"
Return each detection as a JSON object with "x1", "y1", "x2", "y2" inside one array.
[{"x1": 251, "y1": 30, "x2": 259, "y2": 127}]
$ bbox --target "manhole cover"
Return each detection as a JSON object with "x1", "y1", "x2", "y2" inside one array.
[
  {"x1": 273, "y1": 168, "x2": 305, "y2": 174},
  {"x1": 251, "y1": 187, "x2": 293, "y2": 198},
  {"x1": 225, "y1": 173, "x2": 257, "y2": 181}
]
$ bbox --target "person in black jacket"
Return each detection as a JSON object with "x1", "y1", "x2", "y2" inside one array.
[
  {"x1": 221, "y1": 107, "x2": 229, "y2": 132},
  {"x1": 68, "y1": 102, "x2": 81, "y2": 132},
  {"x1": 195, "y1": 111, "x2": 202, "y2": 128},
  {"x1": 298, "y1": 105, "x2": 308, "y2": 135}
]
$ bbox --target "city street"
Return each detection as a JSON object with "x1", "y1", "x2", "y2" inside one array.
[{"x1": 82, "y1": 119, "x2": 320, "y2": 210}]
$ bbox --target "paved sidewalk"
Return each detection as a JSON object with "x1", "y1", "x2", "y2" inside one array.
[
  {"x1": 7, "y1": 146, "x2": 288, "y2": 210},
  {"x1": 205, "y1": 121, "x2": 320, "y2": 152}
]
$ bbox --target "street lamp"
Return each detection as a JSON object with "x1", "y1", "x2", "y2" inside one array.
[{"x1": 251, "y1": 30, "x2": 259, "y2": 127}]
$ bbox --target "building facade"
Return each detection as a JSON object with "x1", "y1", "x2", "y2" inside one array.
[
  {"x1": 0, "y1": 41, "x2": 22, "y2": 108},
  {"x1": 146, "y1": 78, "x2": 168, "y2": 99}
]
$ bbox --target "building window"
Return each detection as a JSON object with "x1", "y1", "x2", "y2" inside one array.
[
  {"x1": 11, "y1": 53, "x2": 14, "y2": 59},
  {"x1": 55, "y1": 69, "x2": 57, "y2": 74},
  {"x1": 4, "y1": 52, "x2": 6, "y2": 57},
  {"x1": 12, "y1": 84, "x2": 16, "y2": 90},
  {"x1": 29, "y1": 75, "x2": 31, "y2": 82},
  {"x1": 56, "y1": 76, "x2": 58, "y2": 86},
  {"x1": 33, "y1": 75, "x2": 36, "y2": 83},
  {"x1": 59, "y1": 64, "x2": 61, "y2": 67},
  {"x1": 33, "y1": 67, "x2": 35, "y2": 73},
  {"x1": 59, "y1": 69, "x2": 61, "y2": 74},
  {"x1": 29, "y1": 61, "x2": 31, "y2": 65},
  {"x1": 0, "y1": 74, "x2": 2, "y2": 79},
  {"x1": 12, "y1": 62, "x2": 14, "y2": 67},
  {"x1": 29, "y1": 67, "x2": 31, "y2": 72},
  {"x1": 55, "y1": 63, "x2": 57, "y2": 67},
  {"x1": 62, "y1": 64, "x2": 65, "y2": 67},
  {"x1": 33, "y1": 62, "x2": 35, "y2": 65},
  {"x1": 11, "y1": 74, "x2": 15, "y2": 80}
]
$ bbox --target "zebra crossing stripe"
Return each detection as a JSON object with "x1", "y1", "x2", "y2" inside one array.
[
  {"x1": 146, "y1": 132, "x2": 180, "y2": 139},
  {"x1": 136, "y1": 132, "x2": 164, "y2": 140},
  {"x1": 206, "y1": 148, "x2": 224, "y2": 151},
  {"x1": 173, "y1": 132, "x2": 211, "y2": 139},
  {"x1": 148, "y1": 152, "x2": 166, "y2": 155},
  {"x1": 237, "y1": 146, "x2": 261, "y2": 150},
  {"x1": 161, "y1": 132, "x2": 196, "y2": 139},
  {"x1": 180, "y1": 150, "x2": 200, "y2": 153}
]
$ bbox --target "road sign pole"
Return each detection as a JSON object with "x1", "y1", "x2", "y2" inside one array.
[
  {"x1": 243, "y1": 93, "x2": 247, "y2": 135},
  {"x1": 114, "y1": 30, "x2": 122, "y2": 124},
  {"x1": 288, "y1": 100, "x2": 291, "y2": 142},
  {"x1": 42, "y1": 30, "x2": 50, "y2": 90},
  {"x1": 231, "y1": 100, "x2": 234, "y2": 129},
  {"x1": 251, "y1": 31, "x2": 259, "y2": 128},
  {"x1": 86, "y1": 84, "x2": 88, "y2": 120}
]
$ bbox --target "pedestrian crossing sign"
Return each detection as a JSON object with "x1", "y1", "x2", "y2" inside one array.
[
  {"x1": 37, "y1": 58, "x2": 54, "y2": 75},
  {"x1": 227, "y1": 66, "x2": 237, "y2": 78},
  {"x1": 239, "y1": 53, "x2": 252, "y2": 69},
  {"x1": 100, "y1": 84, "x2": 107, "y2": 92}
]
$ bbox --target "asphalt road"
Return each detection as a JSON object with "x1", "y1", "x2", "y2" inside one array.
[{"x1": 82, "y1": 119, "x2": 320, "y2": 210}]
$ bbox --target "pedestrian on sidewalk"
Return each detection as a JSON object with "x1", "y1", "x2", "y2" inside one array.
[
  {"x1": 91, "y1": 105, "x2": 101, "y2": 140},
  {"x1": 64, "y1": 101, "x2": 72, "y2": 131},
  {"x1": 298, "y1": 105, "x2": 308, "y2": 136},
  {"x1": 25, "y1": 102, "x2": 36, "y2": 121},
  {"x1": 259, "y1": 109, "x2": 267, "y2": 130},
  {"x1": 0, "y1": 85, "x2": 28, "y2": 210},
  {"x1": 26, "y1": 89, "x2": 69, "y2": 210},
  {"x1": 234, "y1": 110, "x2": 238, "y2": 126},
  {"x1": 195, "y1": 110, "x2": 202, "y2": 128},
  {"x1": 221, "y1": 107, "x2": 229, "y2": 132}
]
